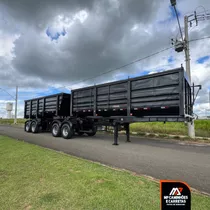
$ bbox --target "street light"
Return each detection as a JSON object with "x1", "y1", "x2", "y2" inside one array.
[
  {"x1": 170, "y1": 0, "x2": 184, "y2": 42},
  {"x1": 170, "y1": 0, "x2": 176, "y2": 6},
  {"x1": 170, "y1": 0, "x2": 196, "y2": 138}
]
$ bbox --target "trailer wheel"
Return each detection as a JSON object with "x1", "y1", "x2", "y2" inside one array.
[
  {"x1": 31, "y1": 121, "x2": 38, "y2": 133},
  {"x1": 87, "y1": 126, "x2": 97, "y2": 136},
  {"x1": 25, "y1": 121, "x2": 31, "y2": 132},
  {"x1": 52, "y1": 123, "x2": 61, "y2": 137},
  {"x1": 61, "y1": 123, "x2": 73, "y2": 139}
]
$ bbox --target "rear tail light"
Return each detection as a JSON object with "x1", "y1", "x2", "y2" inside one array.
[{"x1": 161, "y1": 106, "x2": 169, "y2": 109}]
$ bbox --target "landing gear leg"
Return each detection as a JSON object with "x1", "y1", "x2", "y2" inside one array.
[
  {"x1": 113, "y1": 123, "x2": 119, "y2": 146},
  {"x1": 125, "y1": 123, "x2": 131, "y2": 142}
]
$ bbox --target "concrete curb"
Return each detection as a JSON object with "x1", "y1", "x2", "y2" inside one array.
[
  {"x1": 130, "y1": 131, "x2": 210, "y2": 140},
  {"x1": 104, "y1": 130, "x2": 210, "y2": 144}
]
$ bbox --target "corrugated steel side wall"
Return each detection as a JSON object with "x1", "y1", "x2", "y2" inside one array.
[
  {"x1": 24, "y1": 93, "x2": 71, "y2": 119},
  {"x1": 72, "y1": 68, "x2": 188, "y2": 117}
]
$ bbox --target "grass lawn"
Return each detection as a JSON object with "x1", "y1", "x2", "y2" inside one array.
[
  {"x1": 0, "y1": 136, "x2": 210, "y2": 210},
  {"x1": 0, "y1": 118, "x2": 26, "y2": 124},
  {"x1": 130, "y1": 120, "x2": 210, "y2": 138}
]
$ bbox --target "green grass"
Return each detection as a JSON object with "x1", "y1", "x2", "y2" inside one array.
[
  {"x1": 0, "y1": 118, "x2": 26, "y2": 125},
  {"x1": 130, "y1": 120, "x2": 210, "y2": 137},
  {"x1": 0, "y1": 136, "x2": 210, "y2": 210}
]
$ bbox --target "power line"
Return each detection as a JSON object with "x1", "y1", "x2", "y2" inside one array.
[
  {"x1": 64, "y1": 46, "x2": 173, "y2": 89},
  {"x1": 2, "y1": 36, "x2": 209, "y2": 94},
  {"x1": 195, "y1": 6, "x2": 210, "y2": 15},
  {"x1": 0, "y1": 88, "x2": 15, "y2": 99},
  {"x1": 56, "y1": 36, "x2": 209, "y2": 90},
  {"x1": 184, "y1": 8, "x2": 210, "y2": 16},
  {"x1": 189, "y1": 35, "x2": 210, "y2": 42},
  {"x1": 2, "y1": 38, "x2": 209, "y2": 95}
]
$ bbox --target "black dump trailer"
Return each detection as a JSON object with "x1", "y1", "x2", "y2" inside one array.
[
  {"x1": 24, "y1": 67, "x2": 200, "y2": 145},
  {"x1": 24, "y1": 93, "x2": 71, "y2": 133}
]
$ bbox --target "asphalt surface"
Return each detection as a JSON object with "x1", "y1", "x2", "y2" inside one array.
[{"x1": 0, "y1": 125, "x2": 210, "y2": 194}]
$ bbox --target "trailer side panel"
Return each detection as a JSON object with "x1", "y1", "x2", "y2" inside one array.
[
  {"x1": 72, "y1": 68, "x2": 189, "y2": 118},
  {"x1": 24, "y1": 93, "x2": 71, "y2": 119}
]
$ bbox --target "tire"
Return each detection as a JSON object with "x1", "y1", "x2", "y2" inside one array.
[
  {"x1": 31, "y1": 121, "x2": 38, "y2": 133},
  {"x1": 25, "y1": 121, "x2": 31, "y2": 132},
  {"x1": 87, "y1": 126, "x2": 97, "y2": 136},
  {"x1": 52, "y1": 123, "x2": 61, "y2": 137},
  {"x1": 61, "y1": 123, "x2": 73, "y2": 139}
]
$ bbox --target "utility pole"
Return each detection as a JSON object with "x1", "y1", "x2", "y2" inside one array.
[
  {"x1": 184, "y1": 15, "x2": 195, "y2": 138},
  {"x1": 184, "y1": 16, "x2": 191, "y2": 82},
  {"x1": 209, "y1": 90, "x2": 210, "y2": 109},
  {"x1": 14, "y1": 86, "x2": 18, "y2": 124},
  {"x1": 170, "y1": 0, "x2": 210, "y2": 138}
]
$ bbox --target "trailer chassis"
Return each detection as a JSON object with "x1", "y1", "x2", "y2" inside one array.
[
  {"x1": 25, "y1": 115, "x2": 193, "y2": 146},
  {"x1": 89, "y1": 115, "x2": 192, "y2": 145}
]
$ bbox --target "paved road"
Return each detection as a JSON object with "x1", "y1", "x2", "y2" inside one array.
[{"x1": 1, "y1": 125, "x2": 210, "y2": 194}]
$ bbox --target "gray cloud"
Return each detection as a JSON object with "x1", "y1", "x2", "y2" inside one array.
[
  {"x1": 0, "y1": 0, "x2": 96, "y2": 30},
  {"x1": 7, "y1": 0, "x2": 172, "y2": 87}
]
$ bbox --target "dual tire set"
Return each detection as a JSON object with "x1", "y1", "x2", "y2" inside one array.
[
  {"x1": 25, "y1": 120, "x2": 39, "y2": 133},
  {"x1": 52, "y1": 123, "x2": 97, "y2": 139},
  {"x1": 51, "y1": 123, "x2": 73, "y2": 139},
  {"x1": 25, "y1": 120, "x2": 97, "y2": 139}
]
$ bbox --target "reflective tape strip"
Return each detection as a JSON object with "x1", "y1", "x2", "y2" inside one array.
[{"x1": 161, "y1": 106, "x2": 169, "y2": 109}]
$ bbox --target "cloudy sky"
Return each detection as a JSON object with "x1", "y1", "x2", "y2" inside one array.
[{"x1": 0, "y1": 0, "x2": 210, "y2": 118}]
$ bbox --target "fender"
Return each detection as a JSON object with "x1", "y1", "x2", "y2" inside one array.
[
  {"x1": 31, "y1": 118, "x2": 41, "y2": 126},
  {"x1": 61, "y1": 120, "x2": 73, "y2": 128},
  {"x1": 25, "y1": 120, "x2": 31, "y2": 125},
  {"x1": 24, "y1": 120, "x2": 32, "y2": 130},
  {"x1": 24, "y1": 120, "x2": 32, "y2": 132},
  {"x1": 52, "y1": 119, "x2": 62, "y2": 128}
]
